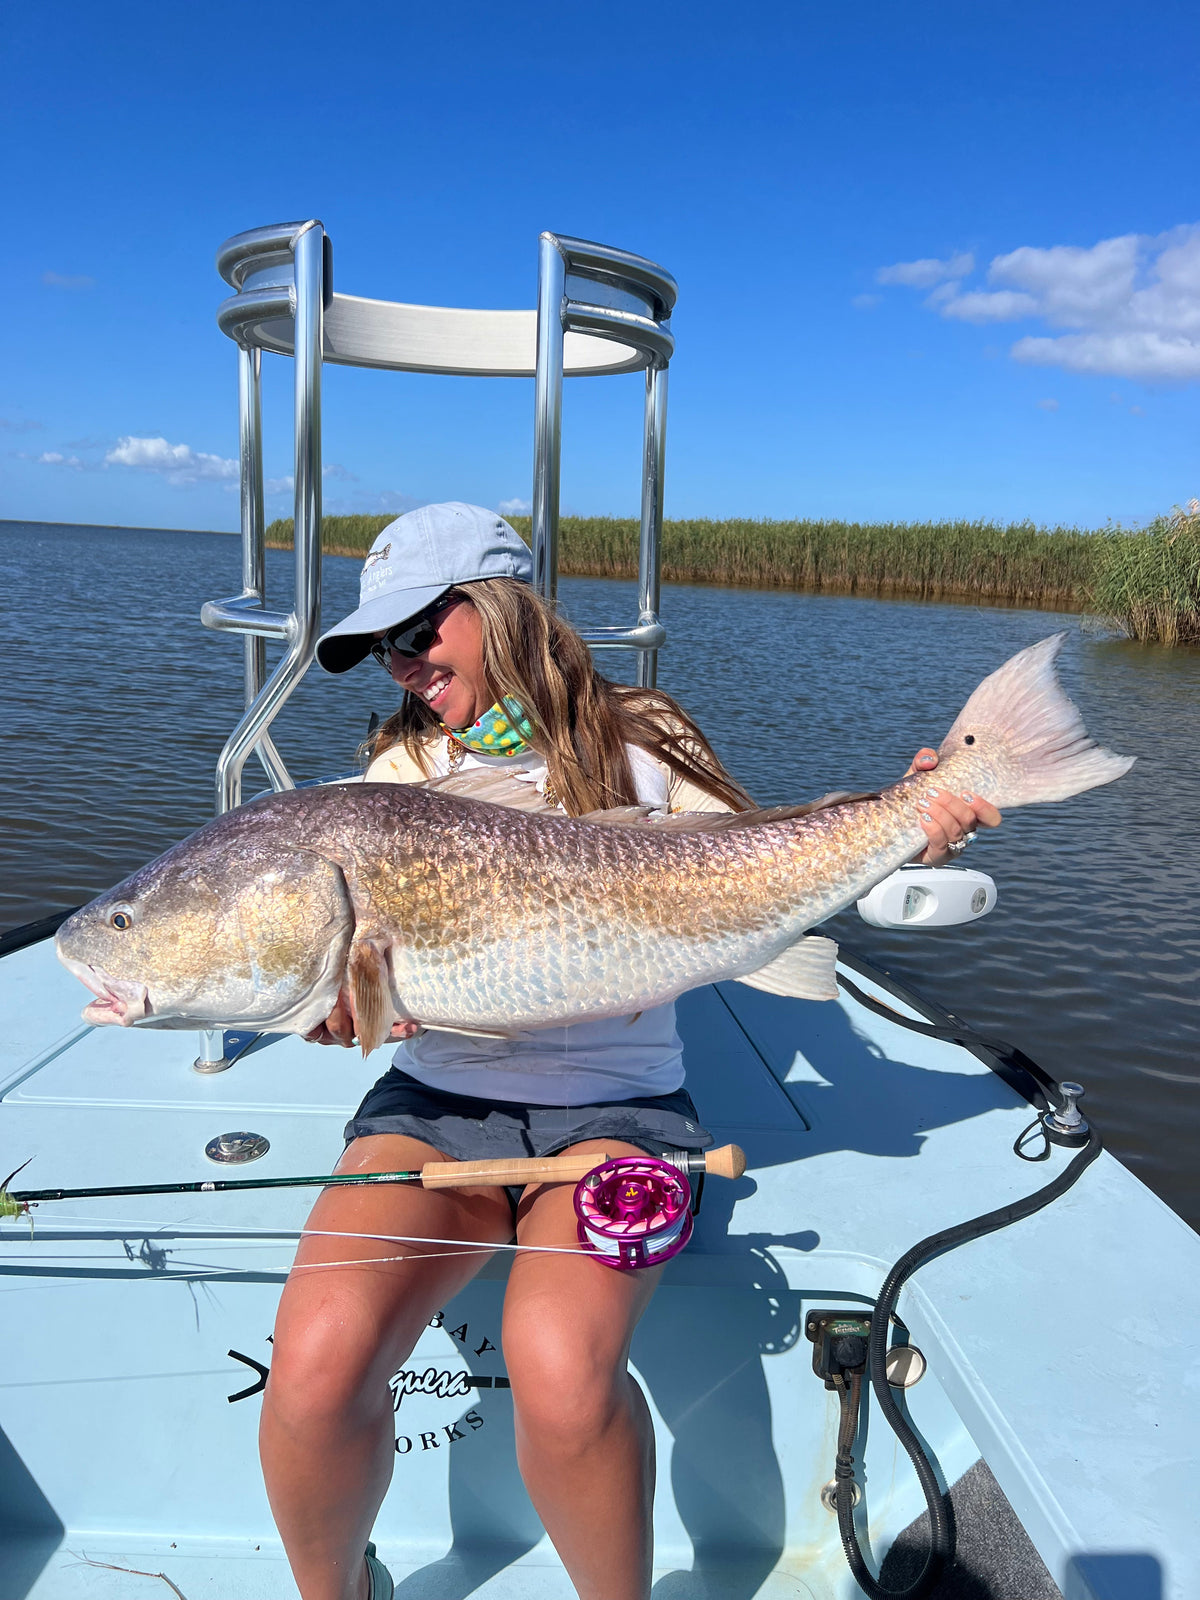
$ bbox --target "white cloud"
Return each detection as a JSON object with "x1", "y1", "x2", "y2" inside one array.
[
  {"x1": 42, "y1": 270, "x2": 95, "y2": 290},
  {"x1": 105, "y1": 435, "x2": 238, "y2": 485},
  {"x1": 323, "y1": 462, "x2": 357, "y2": 482},
  {"x1": 938, "y1": 289, "x2": 1039, "y2": 323},
  {"x1": 36, "y1": 450, "x2": 87, "y2": 470},
  {"x1": 923, "y1": 281, "x2": 964, "y2": 307},
  {"x1": 990, "y1": 235, "x2": 1141, "y2": 320},
  {"x1": 498, "y1": 497, "x2": 532, "y2": 516},
  {"x1": 876, "y1": 251, "x2": 975, "y2": 288},
  {"x1": 880, "y1": 225, "x2": 1200, "y2": 381},
  {"x1": 1011, "y1": 330, "x2": 1200, "y2": 381},
  {"x1": 265, "y1": 475, "x2": 294, "y2": 496}
]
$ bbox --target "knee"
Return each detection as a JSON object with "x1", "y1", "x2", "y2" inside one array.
[
  {"x1": 503, "y1": 1303, "x2": 632, "y2": 1444},
  {"x1": 266, "y1": 1299, "x2": 395, "y2": 1430}
]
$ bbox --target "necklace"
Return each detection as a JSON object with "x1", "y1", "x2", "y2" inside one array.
[{"x1": 444, "y1": 733, "x2": 560, "y2": 810}]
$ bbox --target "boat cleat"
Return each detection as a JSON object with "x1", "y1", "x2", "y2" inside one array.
[{"x1": 1043, "y1": 1080, "x2": 1090, "y2": 1147}]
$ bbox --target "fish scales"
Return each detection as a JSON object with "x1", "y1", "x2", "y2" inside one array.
[
  {"x1": 55, "y1": 636, "x2": 1134, "y2": 1049},
  {"x1": 158, "y1": 775, "x2": 871, "y2": 1029}
]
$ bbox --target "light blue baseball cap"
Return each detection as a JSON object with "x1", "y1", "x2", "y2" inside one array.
[{"x1": 316, "y1": 501, "x2": 533, "y2": 673}]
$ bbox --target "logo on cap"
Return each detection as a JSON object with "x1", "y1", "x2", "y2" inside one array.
[{"x1": 362, "y1": 542, "x2": 392, "y2": 574}]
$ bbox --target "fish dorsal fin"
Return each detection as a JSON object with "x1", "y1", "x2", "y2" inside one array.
[
  {"x1": 421, "y1": 770, "x2": 558, "y2": 814},
  {"x1": 579, "y1": 803, "x2": 659, "y2": 823},
  {"x1": 423, "y1": 774, "x2": 876, "y2": 832},
  {"x1": 734, "y1": 935, "x2": 840, "y2": 1001},
  {"x1": 421, "y1": 779, "x2": 663, "y2": 824},
  {"x1": 581, "y1": 792, "x2": 877, "y2": 834}
]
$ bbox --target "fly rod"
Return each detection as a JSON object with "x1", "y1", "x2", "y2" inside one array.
[{"x1": 0, "y1": 1145, "x2": 745, "y2": 1217}]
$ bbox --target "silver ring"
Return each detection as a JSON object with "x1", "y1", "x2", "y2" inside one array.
[
  {"x1": 947, "y1": 839, "x2": 968, "y2": 855},
  {"x1": 963, "y1": 830, "x2": 978, "y2": 844}
]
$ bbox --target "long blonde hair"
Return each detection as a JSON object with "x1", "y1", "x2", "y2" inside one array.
[{"x1": 366, "y1": 577, "x2": 753, "y2": 816}]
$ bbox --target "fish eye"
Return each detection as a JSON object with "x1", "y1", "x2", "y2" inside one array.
[
  {"x1": 109, "y1": 909, "x2": 134, "y2": 931},
  {"x1": 964, "y1": 734, "x2": 976, "y2": 745}
]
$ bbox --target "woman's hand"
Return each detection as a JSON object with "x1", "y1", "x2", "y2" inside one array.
[
  {"x1": 907, "y1": 748, "x2": 1002, "y2": 866},
  {"x1": 304, "y1": 989, "x2": 422, "y2": 1047}
]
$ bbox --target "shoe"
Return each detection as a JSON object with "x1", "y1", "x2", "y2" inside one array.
[{"x1": 364, "y1": 1541, "x2": 394, "y2": 1600}]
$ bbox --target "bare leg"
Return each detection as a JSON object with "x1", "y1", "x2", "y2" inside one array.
[
  {"x1": 503, "y1": 1140, "x2": 664, "y2": 1600},
  {"x1": 260, "y1": 1135, "x2": 514, "y2": 1600}
]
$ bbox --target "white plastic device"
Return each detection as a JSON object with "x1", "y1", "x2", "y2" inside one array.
[{"x1": 856, "y1": 865, "x2": 997, "y2": 930}]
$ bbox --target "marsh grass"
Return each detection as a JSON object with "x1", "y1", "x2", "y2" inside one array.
[
  {"x1": 263, "y1": 508, "x2": 1200, "y2": 640},
  {"x1": 266, "y1": 513, "x2": 397, "y2": 556},
  {"x1": 1091, "y1": 504, "x2": 1200, "y2": 645},
  {"x1": 514, "y1": 516, "x2": 1099, "y2": 608},
  {"x1": 268, "y1": 513, "x2": 1100, "y2": 610}
]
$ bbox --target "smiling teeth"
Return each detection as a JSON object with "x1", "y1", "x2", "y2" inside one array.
[{"x1": 422, "y1": 675, "x2": 451, "y2": 703}]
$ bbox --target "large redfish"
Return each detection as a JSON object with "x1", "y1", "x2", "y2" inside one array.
[{"x1": 56, "y1": 636, "x2": 1132, "y2": 1054}]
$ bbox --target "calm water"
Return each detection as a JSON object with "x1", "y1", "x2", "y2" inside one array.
[{"x1": 3, "y1": 521, "x2": 1198, "y2": 1226}]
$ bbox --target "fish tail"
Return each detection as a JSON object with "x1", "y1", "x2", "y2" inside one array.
[{"x1": 940, "y1": 634, "x2": 1134, "y2": 807}]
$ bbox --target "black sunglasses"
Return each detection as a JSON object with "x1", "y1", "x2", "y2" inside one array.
[{"x1": 369, "y1": 594, "x2": 458, "y2": 668}]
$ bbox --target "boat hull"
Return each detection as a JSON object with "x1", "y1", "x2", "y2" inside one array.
[{"x1": 2, "y1": 931, "x2": 1195, "y2": 1599}]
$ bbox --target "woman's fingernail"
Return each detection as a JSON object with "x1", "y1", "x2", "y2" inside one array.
[
  {"x1": 927, "y1": 789, "x2": 939, "y2": 799},
  {"x1": 961, "y1": 791, "x2": 974, "y2": 801},
  {"x1": 922, "y1": 813, "x2": 934, "y2": 824}
]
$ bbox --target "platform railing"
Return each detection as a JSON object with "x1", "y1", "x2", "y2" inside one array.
[
  {"x1": 203, "y1": 220, "x2": 327, "y2": 814},
  {"x1": 200, "y1": 220, "x2": 676, "y2": 1071},
  {"x1": 532, "y1": 233, "x2": 675, "y2": 687},
  {"x1": 196, "y1": 222, "x2": 327, "y2": 1071},
  {"x1": 204, "y1": 220, "x2": 677, "y2": 816}
]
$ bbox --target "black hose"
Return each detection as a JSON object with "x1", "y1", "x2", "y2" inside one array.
[
  {"x1": 833, "y1": 1371, "x2": 873, "y2": 1578},
  {"x1": 829, "y1": 969, "x2": 1104, "y2": 1597},
  {"x1": 836, "y1": 970, "x2": 1062, "y2": 1114},
  {"x1": 846, "y1": 1130, "x2": 1103, "y2": 1598}
]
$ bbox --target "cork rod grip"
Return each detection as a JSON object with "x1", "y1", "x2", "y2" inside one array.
[
  {"x1": 703, "y1": 1144, "x2": 747, "y2": 1180},
  {"x1": 419, "y1": 1151, "x2": 608, "y2": 1190}
]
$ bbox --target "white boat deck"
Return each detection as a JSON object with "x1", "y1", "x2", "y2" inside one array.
[{"x1": 1, "y1": 934, "x2": 1194, "y2": 1600}]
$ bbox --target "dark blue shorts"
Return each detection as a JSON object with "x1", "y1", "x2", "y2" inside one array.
[
  {"x1": 345, "y1": 1067, "x2": 713, "y2": 1208},
  {"x1": 347, "y1": 1062, "x2": 713, "y2": 1164}
]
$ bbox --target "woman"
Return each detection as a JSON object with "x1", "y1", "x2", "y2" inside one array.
[{"x1": 260, "y1": 503, "x2": 997, "y2": 1600}]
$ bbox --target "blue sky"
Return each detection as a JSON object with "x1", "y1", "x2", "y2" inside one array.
[{"x1": 2, "y1": 0, "x2": 1197, "y2": 532}]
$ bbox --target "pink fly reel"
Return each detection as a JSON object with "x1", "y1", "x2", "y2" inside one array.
[{"x1": 574, "y1": 1156, "x2": 693, "y2": 1270}]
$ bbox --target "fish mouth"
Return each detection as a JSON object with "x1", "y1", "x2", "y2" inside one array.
[{"x1": 58, "y1": 955, "x2": 150, "y2": 1028}]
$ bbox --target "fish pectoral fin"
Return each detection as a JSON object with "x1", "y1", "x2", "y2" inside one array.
[
  {"x1": 346, "y1": 936, "x2": 396, "y2": 1056},
  {"x1": 419, "y1": 1022, "x2": 524, "y2": 1041},
  {"x1": 734, "y1": 936, "x2": 840, "y2": 1002},
  {"x1": 421, "y1": 771, "x2": 558, "y2": 813}
]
